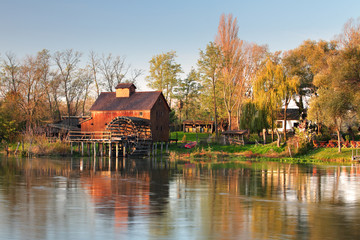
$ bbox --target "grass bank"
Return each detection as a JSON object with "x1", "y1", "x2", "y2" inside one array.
[
  {"x1": 2, "y1": 135, "x2": 72, "y2": 157},
  {"x1": 168, "y1": 132, "x2": 357, "y2": 163}
]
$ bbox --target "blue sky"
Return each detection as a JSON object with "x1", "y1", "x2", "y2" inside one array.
[{"x1": 0, "y1": 0, "x2": 359, "y2": 90}]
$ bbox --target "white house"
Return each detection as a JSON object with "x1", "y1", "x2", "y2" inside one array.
[{"x1": 276, "y1": 108, "x2": 306, "y2": 133}]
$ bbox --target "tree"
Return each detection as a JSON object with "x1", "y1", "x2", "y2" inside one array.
[
  {"x1": 17, "y1": 52, "x2": 49, "y2": 132},
  {"x1": 126, "y1": 68, "x2": 144, "y2": 84},
  {"x1": 53, "y1": 49, "x2": 82, "y2": 117},
  {"x1": 253, "y1": 57, "x2": 284, "y2": 142},
  {"x1": 282, "y1": 40, "x2": 337, "y2": 114},
  {"x1": 215, "y1": 13, "x2": 246, "y2": 130},
  {"x1": 198, "y1": 42, "x2": 223, "y2": 135},
  {"x1": 175, "y1": 69, "x2": 201, "y2": 120},
  {"x1": 1, "y1": 52, "x2": 20, "y2": 94},
  {"x1": 278, "y1": 65, "x2": 299, "y2": 141},
  {"x1": 240, "y1": 101, "x2": 269, "y2": 143},
  {"x1": 75, "y1": 67, "x2": 93, "y2": 116},
  {"x1": 99, "y1": 53, "x2": 129, "y2": 92},
  {"x1": 308, "y1": 18, "x2": 360, "y2": 152},
  {"x1": 88, "y1": 51, "x2": 101, "y2": 97},
  {"x1": 146, "y1": 51, "x2": 182, "y2": 107}
]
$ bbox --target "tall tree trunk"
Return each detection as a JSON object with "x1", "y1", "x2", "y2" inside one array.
[
  {"x1": 283, "y1": 105, "x2": 288, "y2": 141},
  {"x1": 228, "y1": 110, "x2": 232, "y2": 131},
  {"x1": 336, "y1": 118, "x2": 342, "y2": 153},
  {"x1": 263, "y1": 129, "x2": 267, "y2": 144},
  {"x1": 337, "y1": 129, "x2": 342, "y2": 153},
  {"x1": 275, "y1": 129, "x2": 281, "y2": 147},
  {"x1": 213, "y1": 84, "x2": 218, "y2": 137}
]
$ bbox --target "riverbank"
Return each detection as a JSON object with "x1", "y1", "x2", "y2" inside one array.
[
  {"x1": 1, "y1": 133, "x2": 358, "y2": 163},
  {"x1": 168, "y1": 141, "x2": 356, "y2": 163}
]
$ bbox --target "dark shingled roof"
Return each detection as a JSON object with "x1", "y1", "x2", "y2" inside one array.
[
  {"x1": 115, "y1": 83, "x2": 136, "y2": 89},
  {"x1": 90, "y1": 91, "x2": 167, "y2": 111},
  {"x1": 277, "y1": 109, "x2": 303, "y2": 120}
]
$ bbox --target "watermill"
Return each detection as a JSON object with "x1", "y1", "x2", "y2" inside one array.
[{"x1": 106, "y1": 116, "x2": 152, "y2": 155}]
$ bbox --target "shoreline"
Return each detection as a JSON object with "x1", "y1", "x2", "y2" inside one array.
[{"x1": 1, "y1": 140, "x2": 357, "y2": 164}]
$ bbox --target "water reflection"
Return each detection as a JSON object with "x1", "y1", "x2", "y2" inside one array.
[{"x1": 1, "y1": 155, "x2": 360, "y2": 239}]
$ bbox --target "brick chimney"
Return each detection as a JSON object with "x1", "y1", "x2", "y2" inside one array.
[{"x1": 115, "y1": 83, "x2": 136, "y2": 98}]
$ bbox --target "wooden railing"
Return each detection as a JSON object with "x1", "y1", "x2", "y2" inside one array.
[
  {"x1": 67, "y1": 131, "x2": 151, "y2": 142},
  {"x1": 67, "y1": 131, "x2": 112, "y2": 142}
]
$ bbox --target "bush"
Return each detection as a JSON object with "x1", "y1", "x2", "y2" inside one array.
[{"x1": 287, "y1": 128, "x2": 314, "y2": 156}]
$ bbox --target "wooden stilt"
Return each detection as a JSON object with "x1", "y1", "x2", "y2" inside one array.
[
  {"x1": 161, "y1": 142, "x2": 163, "y2": 154},
  {"x1": 109, "y1": 142, "x2": 112, "y2": 158},
  {"x1": 123, "y1": 143, "x2": 126, "y2": 157},
  {"x1": 81, "y1": 142, "x2": 84, "y2": 156},
  {"x1": 71, "y1": 142, "x2": 73, "y2": 155},
  {"x1": 93, "y1": 143, "x2": 96, "y2": 157},
  {"x1": 116, "y1": 143, "x2": 119, "y2": 158}
]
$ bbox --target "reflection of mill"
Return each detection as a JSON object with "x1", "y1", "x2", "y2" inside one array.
[
  {"x1": 68, "y1": 116, "x2": 153, "y2": 157},
  {"x1": 80, "y1": 158, "x2": 170, "y2": 231}
]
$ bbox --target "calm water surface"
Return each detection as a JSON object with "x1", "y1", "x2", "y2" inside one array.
[{"x1": 1, "y1": 155, "x2": 360, "y2": 240}]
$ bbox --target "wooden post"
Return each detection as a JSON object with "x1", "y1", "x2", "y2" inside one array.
[
  {"x1": 109, "y1": 142, "x2": 112, "y2": 158},
  {"x1": 161, "y1": 142, "x2": 163, "y2": 154},
  {"x1": 71, "y1": 142, "x2": 73, "y2": 155},
  {"x1": 116, "y1": 157, "x2": 118, "y2": 171},
  {"x1": 123, "y1": 143, "x2": 126, "y2": 157},
  {"x1": 166, "y1": 141, "x2": 169, "y2": 153},
  {"x1": 81, "y1": 142, "x2": 84, "y2": 156},
  {"x1": 93, "y1": 143, "x2": 96, "y2": 157},
  {"x1": 155, "y1": 142, "x2": 158, "y2": 156},
  {"x1": 100, "y1": 143, "x2": 103, "y2": 157},
  {"x1": 87, "y1": 143, "x2": 90, "y2": 156},
  {"x1": 116, "y1": 143, "x2": 119, "y2": 158}
]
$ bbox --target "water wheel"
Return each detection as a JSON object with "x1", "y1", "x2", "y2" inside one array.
[{"x1": 106, "y1": 116, "x2": 152, "y2": 155}]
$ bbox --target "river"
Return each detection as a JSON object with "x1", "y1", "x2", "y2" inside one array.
[{"x1": 0, "y1": 155, "x2": 360, "y2": 239}]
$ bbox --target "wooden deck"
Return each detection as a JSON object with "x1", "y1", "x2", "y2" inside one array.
[{"x1": 66, "y1": 130, "x2": 153, "y2": 156}]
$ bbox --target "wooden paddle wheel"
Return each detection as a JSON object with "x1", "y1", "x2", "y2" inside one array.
[{"x1": 106, "y1": 116, "x2": 152, "y2": 155}]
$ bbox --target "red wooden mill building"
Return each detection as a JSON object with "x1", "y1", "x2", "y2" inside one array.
[{"x1": 81, "y1": 83, "x2": 171, "y2": 142}]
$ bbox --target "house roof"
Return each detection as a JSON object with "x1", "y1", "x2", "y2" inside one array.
[
  {"x1": 277, "y1": 109, "x2": 304, "y2": 120},
  {"x1": 221, "y1": 130, "x2": 248, "y2": 136},
  {"x1": 115, "y1": 83, "x2": 136, "y2": 89},
  {"x1": 183, "y1": 120, "x2": 214, "y2": 125},
  {"x1": 90, "y1": 91, "x2": 170, "y2": 111}
]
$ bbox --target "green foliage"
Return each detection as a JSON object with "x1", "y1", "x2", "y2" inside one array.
[
  {"x1": 0, "y1": 115, "x2": 18, "y2": 142},
  {"x1": 253, "y1": 58, "x2": 284, "y2": 131},
  {"x1": 291, "y1": 127, "x2": 314, "y2": 156},
  {"x1": 146, "y1": 51, "x2": 182, "y2": 106},
  {"x1": 169, "y1": 110, "x2": 178, "y2": 124},
  {"x1": 197, "y1": 42, "x2": 223, "y2": 131},
  {"x1": 175, "y1": 69, "x2": 202, "y2": 120},
  {"x1": 171, "y1": 132, "x2": 209, "y2": 142},
  {"x1": 240, "y1": 101, "x2": 269, "y2": 133}
]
